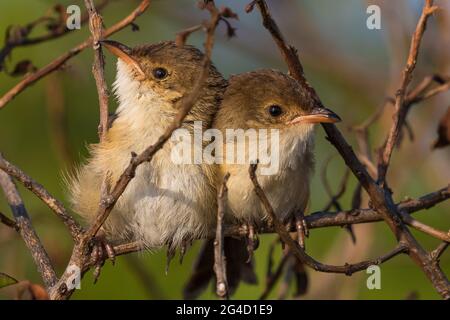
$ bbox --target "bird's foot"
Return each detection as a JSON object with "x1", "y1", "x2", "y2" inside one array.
[
  {"x1": 245, "y1": 223, "x2": 259, "y2": 263},
  {"x1": 179, "y1": 239, "x2": 192, "y2": 265},
  {"x1": 293, "y1": 211, "x2": 309, "y2": 250},
  {"x1": 88, "y1": 233, "x2": 116, "y2": 283}
]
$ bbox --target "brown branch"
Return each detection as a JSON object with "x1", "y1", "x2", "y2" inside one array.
[
  {"x1": 0, "y1": 0, "x2": 110, "y2": 71},
  {"x1": 214, "y1": 173, "x2": 230, "y2": 300},
  {"x1": 110, "y1": 185, "x2": 449, "y2": 252},
  {"x1": 0, "y1": 170, "x2": 57, "y2": 290},
  {"x1": 0, "y1": 211, "x2": 18, "y2": 230},
  {"x1": 2, "y1": 149, "x2": 444, "y2": 295},
  {"x1": 84, "y1": 0, "x2": 109, "y2": 142},
  {"x1": 378, "y1": 0, "x2": 438, "y2": 183},
  {"x1": 250, "y1": 0, "x2": 450, "y2": 298},
  {"x1": 0, "y1": 153, "x2": 83, "y2": 241},
  {"x1": 431, "y1": 242, "x2": 449, "y2": 262},
  {"x1": 249, "y1": 163, "x2": 408, "y2": 275},
  {"x1": 399, "y1": 211, "x2": 449, "y2": 242},
  {"x1": 75, "y1": 184, "x2": 449, "y2": 277},
  {"x1": 175, "y1": 24, "x2": 203, "y2": 47},
  {"x1": 0, "y1": 0, "x2": 151, "y2": 109}
]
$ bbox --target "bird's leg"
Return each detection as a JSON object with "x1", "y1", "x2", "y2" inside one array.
[
  {"x1": 293, "y1": 210, "x2": 309, "y2": 249},
  {"x1": 179, "y1": 239, "x2": 192, "y2": 265},
  {"x1": 245, "y1": 223, "x2": 259, "y2": 263},
  {"x1": 165, "y1": 246, "x2": 176, "y2": 275},
  {"x1": 88, "y1": 230, "x2": 116, "y2": 283}
]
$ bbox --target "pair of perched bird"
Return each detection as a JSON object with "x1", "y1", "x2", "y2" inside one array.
[{"x1": 68, "y1": 40, "x2": 340, "y2": 297}]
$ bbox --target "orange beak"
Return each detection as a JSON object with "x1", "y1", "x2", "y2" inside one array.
[
  {"x1": 287, "y1": 107, "x2": 341, "y2": 125},
  {"x1": 100, "y1": 40, "x2": 145, "y2": 79}
]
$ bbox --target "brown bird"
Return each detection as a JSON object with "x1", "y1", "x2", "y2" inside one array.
[
  {"x1": 68, "y1": 40, "x2": 227, "y2": 250},
  {"x1": 184, "y1": 69, "x2": 340, "y2": 298}
]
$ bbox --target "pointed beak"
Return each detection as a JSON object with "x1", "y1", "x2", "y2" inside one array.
[
  {"x1": 100, "y1": 40, "x2": 145, "y2": 79},
  {"x1": 287, "y1": 107, "x2": 341, "y2": 125}
]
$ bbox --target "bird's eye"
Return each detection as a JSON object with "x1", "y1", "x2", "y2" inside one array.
[
  {"x1": 268, "y1": 105, "x2": 283, "y2": 117},
  {"x1": 152, "y1": 67, "x2": 168, "y2": 80}
]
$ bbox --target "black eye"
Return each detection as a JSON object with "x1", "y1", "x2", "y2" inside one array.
[
  {"x1": 152, "y1": 67, "x2": 168, "y2": 79},
  {"x1": 268, "y1": 105, "x2": 283, "y2": 117}
]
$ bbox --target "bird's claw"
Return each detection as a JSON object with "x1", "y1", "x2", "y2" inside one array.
[
  {"x1": 294, "y1": 211, "x2": 309, "y2": 250},
  {"x1": 179, "y1": 239, "x2": 192, "y2": 265},
  {"x1": 88, "y1": 234, "x2": 116, "y2": 284},
  {"x1": 245, "y1": 223, "x2": 259, "y2": 263}
]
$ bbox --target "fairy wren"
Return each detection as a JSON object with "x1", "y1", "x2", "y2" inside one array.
[
  {"x1": 68, "y1": 40, "x2": 227, "y2": 249},
  {"x1": 214, "y1": 69, "x2": 340, "y2": 226},
  {"x1": 184, "y1": 69, "x2": 340, "y2": 298}
]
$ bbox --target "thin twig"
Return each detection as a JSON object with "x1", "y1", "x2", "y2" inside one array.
[
  {"x1": 249, "y1": 163, "x2": 408, "y2": 275},
  {"x1": 0, "y1": 0, "x2": 109, "y2": 71},
  {"x1": 214, "y1": 173, "x2": 230, "y2": 300},
  {"x1": 84, "y1": 0, "x2": 109, "y2": 142},
  {"x1": 83, "y1": 185, "x2": 450, "y2": 263},
  {"x1": 0, "y1": 153, "x2": 83, "y2": 241},
  {"x1": 0, "y1": 211, "x2": 18, "y2": 230},
  {"x1": 399, "y1": 211, "x2": 449, "y2": 242},
  {"x1": 378, "y1": 0, "x2": 438, "y2": 183},
  {"x1": 431, "y1": 242, "x2": 449, "y2": 262},
  {"x1": 0, "y1": 170, "x2": 57, "y2": 290},
  {"x1": 0, "y1": 0, "x2": 151, "y2": 109}
]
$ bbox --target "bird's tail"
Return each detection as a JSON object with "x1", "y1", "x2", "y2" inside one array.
[{"x1": 183, "y1": 238, "x2": 257, "y2": 299}]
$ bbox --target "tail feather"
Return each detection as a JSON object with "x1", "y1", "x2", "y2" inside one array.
[{"x1": 183, "y1": 238, "x2": 257, "y2": 299}]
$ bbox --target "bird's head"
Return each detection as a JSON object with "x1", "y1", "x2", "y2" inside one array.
[
  {"x1": 103, "y1": 40, "x2": 227, "y2": 127},
  {"x1": 214, "y1": 69, "x2": 340, "y2": 137}
]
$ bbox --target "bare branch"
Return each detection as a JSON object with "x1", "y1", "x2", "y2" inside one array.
[
  {"x1": 0, "y1": 153, "x2": 83, "y2": 241},
  {"x1": 86, "y1": 183, "x2": 448, "y2": 266},
  {"x1": 0, "y1": 170, "x2": 57, "y2": 290},
  {"x1": 0, "y1": 0, "x2": 151, "y2": 109},
  {"x1": 249, "y1": 163, "x2": 409, "y2": 275},
  {"x1": 0, "y1": 211, "x2": 18, "y2": 230},
  {"x1": 214, "y1": 173, "x2": 230, "y2": 300},
  {"x1": 378, "y1": 0, "x2": 438, "y2": 183},
  {"x1": 0, "y1": 0, "x2": 109, "y2": 71},
  {"x1": 84, "y1": 0, "x2": 109, "y2": 142}
]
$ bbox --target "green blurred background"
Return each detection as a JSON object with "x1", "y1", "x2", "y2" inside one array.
[{"x1": 0, "y1": 0, "x2": 449, "y2": 299}]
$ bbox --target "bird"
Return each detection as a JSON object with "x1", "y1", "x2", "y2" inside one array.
[
  {"x1": 184, "y1": 69, "x2": 340, "y2": 298},
  {"x1": 68, "y1": 40, "x2": 228, "y2": 251}
]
